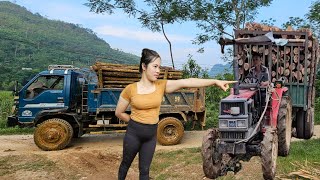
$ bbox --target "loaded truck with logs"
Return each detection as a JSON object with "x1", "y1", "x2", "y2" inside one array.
[
  {"x1": 7, "y1": 62, "x2": 206, "y2": 150},
  {"x1": 202, "y1": 24, "x2": 319, "y2": 179}
]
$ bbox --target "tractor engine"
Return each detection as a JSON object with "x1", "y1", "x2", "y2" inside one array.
[{"x1": 217, "y1": 91, "x2": 262, "y2": 155}]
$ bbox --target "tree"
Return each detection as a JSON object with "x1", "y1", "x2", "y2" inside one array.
[
  {"x1": 86, "y1": 0, "x2": 192, "y2": 69},
  {"x1": 182, "y1": 54, "x2": 202, "y2": 78},
  {"x1": 85, "y1": 0, "x2": 273, "y2": 64},
  {"x1": 307, "y1": 0, "x2": 320, "y2": 37},
  {"x1": 188, "y1": 0, "x2": 273, "y2": 45}
]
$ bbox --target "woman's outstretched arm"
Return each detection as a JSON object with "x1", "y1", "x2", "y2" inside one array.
[{"x1": 165, "y1": 78, "x2": 237, "y2": 93}]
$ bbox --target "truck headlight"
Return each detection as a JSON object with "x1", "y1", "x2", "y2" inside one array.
[
  {"x1": 237, "y1": 120, "x2": 246, "y2": 127},
  {"x1": 219, "y1": 120, "x2": 228, "y2": 128}
]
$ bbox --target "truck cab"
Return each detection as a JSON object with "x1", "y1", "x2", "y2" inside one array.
[{"x1": 9, "y1": 65, "x2": 83, "y2": 126}]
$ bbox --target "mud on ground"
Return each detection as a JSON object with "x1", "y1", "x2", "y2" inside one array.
[{"x1": 0, "y1": 126, "x2": 319, "y2": 180}]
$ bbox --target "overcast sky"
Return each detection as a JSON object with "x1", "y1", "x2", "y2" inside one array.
[{"x1": 3, "y1": 0, "x2": 314, "y2": 69}]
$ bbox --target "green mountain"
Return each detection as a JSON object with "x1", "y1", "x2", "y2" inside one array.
[
  {"x1": 209, "y1": 63, "x2": 232, "y2": 77},
  {"x1": 0, "y1": 1, "x2": 140, "y2": 90}
]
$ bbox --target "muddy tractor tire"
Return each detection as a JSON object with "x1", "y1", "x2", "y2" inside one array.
[
  {"x1": 201, "y1": 128, "x2": 222, "y2": 179},
  {"x1": 261, "y1": 128, "x2": 278, "y2": 180},
  {"x1": 277, "y1": 96, "x2": 292, "y2": 156},
  {"x1": 34, "y1": 118, "x2": 73, "y2": 151},
  {"x1": 157, "y1": 117, "x2": 184, "y2": 145}
]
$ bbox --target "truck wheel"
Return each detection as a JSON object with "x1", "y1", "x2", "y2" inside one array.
[
  {"x1": 296, "y1": 110, "x2": 305, "y2": 138},
  {"x1": 34, "y1": 118, "x2": 73, "y2": 151},
  {"x1": 201, "y1": 128, "x2": 222, "y2": 179},
  {"x1": 277, "y1": 96, "x2": 292, "y2": 156},
  {"x1": 157, "y1": 117, "x2": 184, "y2": 145},
  {"x1": 261, "y1": 128, "x2": 278, "y2": 180},
  {"x1": 304, "y1": 108, "x2": 314, "y2": 139}
]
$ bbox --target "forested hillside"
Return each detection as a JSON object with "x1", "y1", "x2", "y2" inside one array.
[{"x1": 0, "y1": 1, "x2": 139, "y2": 90}]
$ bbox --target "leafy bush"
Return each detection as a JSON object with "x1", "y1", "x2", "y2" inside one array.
[{"x1": 0, "y1": 91, "x2": 14, "y2": 128}]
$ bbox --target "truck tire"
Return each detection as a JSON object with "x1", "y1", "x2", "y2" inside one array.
[
  {"x1": 296, "y1": 108, "x2": 314, "y2": 139},
  {"x1": 304, "y1": 108, "x2": 314, "y2": 139},
  {"x1": 296, "y1": 109, "x2": 305, "y2": 138},
  {"x1": 34, "y1": 118, "x2": 73, "y2": 151},
  {"x1": 277, "y1": 96, "x2": 292, "y2": 156},
  {"x1": 201, "y1": 128, "x2": 222, "y2": 179},
  {"x1": 157, "y1": 117, "x2": 184, "y2": 145},
  {"x1": 261, "y1": 128, "x2": 278, "y2": 180}
]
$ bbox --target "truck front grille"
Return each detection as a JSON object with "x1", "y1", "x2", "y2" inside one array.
[{"x1": 221, "y1": 132, "x2": 246, "y2": 139}]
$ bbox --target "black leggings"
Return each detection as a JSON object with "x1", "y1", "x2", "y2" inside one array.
[{"x1": 118, "y1": 120, "x2": 158, "y2": 180}]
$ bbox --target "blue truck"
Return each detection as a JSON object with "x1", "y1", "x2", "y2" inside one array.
[{"x1": 7, "y1": 65, "x2": 206, "y2": 151}]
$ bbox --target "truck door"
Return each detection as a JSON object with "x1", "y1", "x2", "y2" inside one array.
[{"x1": 18, "y1": 75, "x2": 65, "y2": 123}]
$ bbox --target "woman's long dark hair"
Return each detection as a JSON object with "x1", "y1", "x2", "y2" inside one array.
[{"x1": 139, "y1": 48, "x2": 160, "y2": 73}]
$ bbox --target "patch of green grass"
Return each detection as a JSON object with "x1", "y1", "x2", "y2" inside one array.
[
  {"x1": 0, "y1": 126, "x2": 34, "y2": 135},
  {"x1": 277, "y1": 139, "x2": 320, "y2": 174},
  {"x1": 0, "y1": 91, "x2": 14, "y2": 128},
  {"x1": 151, "y1": 148, "x2": 201, "y2": 179},
  {"x1": 0, "y1": 154, "x2": 56, "y2": 176}
]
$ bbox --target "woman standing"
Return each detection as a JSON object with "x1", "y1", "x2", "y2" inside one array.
[{"x1": 115, "y1": 48, "x2": 236, "y2": 180}]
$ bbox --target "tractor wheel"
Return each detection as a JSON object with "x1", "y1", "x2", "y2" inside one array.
[
  {"x1": 34, "y1": 118, "x2": 73, "y2": 151},
  {"x1": 261, "y1": 128, "x2": 278, "y2": 180},
  {"x1": 304, "y1": 108, "x2": 314, "y2": 139},
  {"x1": 157, "y1": 117, "x2": 184, "y2": 145},
  {"x1": 277, "y1": 96, "x2": 292, "y2": 156},
  {"x1": 201, "y1": 128, "x2": 222, "y2": 179}
]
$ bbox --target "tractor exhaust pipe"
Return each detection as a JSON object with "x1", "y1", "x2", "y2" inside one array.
[
  {"x1": 233, "y1": 51, "x2": 239, "y2": 95},
  {"x1": 218, "y1": 37, "x2": 239, "y2": 95},
  {"x1": 233, "y1": 54, "x2": 239, "y2": 95}
]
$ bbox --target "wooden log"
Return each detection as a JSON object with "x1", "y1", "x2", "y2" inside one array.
[
  {"x1": 308, "y1": 40, "x2": 313, "y2": 48},
  {"x1": 293, "y1": 47, "x2": 299, "y2": 55},
  {"x1": 289, "y1": 63, "x2": 296, "y2": 71},
  {"x1": 307, "y1": 51, "x2": 312, "y2": 59},
  {"x1": 296, "y1": 64, "x2": 303, "y2": 71},
  {"x1": 239, "y1": 67, "x2": 244, "y2": 75},
  {"x1": 284, "y1": 69, "x2": 290, "y2": 76},
  {"x1": 278, "y1": 67, "x2": 284, "y2": 75},
  {"x1": 295, "y1": 71, "x2": 302, "y2": 81},
  {"x1": 103, "y1": 77, "x2": 140, "y2": 82},
  {"x1": 244, "y1": 63, "x2": 250, "y2": 71},
  {"x1": 238, "y1": 59, "x2": 244, "y2": 66},
  {"x1": 103, "y1": 80, "x2": 135, "y2": 84},
  {"x1": 285, "y1": 62, "x2": 290, "y2": 68},
  {"x1": 282, "y1": 76, "x2": 289, "y2": 83},
  {"x1": 252, "y1": 45, "x2": 258, "y2": 52},
  {"x1": 293, "y1": 55, "x2": 299, "y2": 63},
  {"x1": 258, "y1": 47, "x2": 265, "y2": 54},
  {"x1": 285, "y1": 48, "x2": 290, "y2": 55},
  {"x1": 98, "y1": 67, "x2": 139, "y2": 73},
  {"x1": 102, "y1": 71, "x2": 141, "y2": 78},
  {"x1": 301, "y1": 68, "x2": 305, "y2": 75}
]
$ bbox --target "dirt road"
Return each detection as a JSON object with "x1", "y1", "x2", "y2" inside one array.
[{"x1": 1, "y1": 126, "x2": 319, "y2": 180}]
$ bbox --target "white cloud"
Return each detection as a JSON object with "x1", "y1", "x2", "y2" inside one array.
[{"x1": 94, "y1": 25, "x2": 191, "y2": 42}]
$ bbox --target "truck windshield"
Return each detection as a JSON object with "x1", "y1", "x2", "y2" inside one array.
[{"x1": 25, "y1": 75, "x2": 64, "y2": 99}]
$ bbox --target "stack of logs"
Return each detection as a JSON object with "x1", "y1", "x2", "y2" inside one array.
[
  {"x1": 91, "y1": 62, "x2": 183, "y2": 88},
  {"x1": 237, "y1": 23, "x2": 319, "y2": 84}
]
